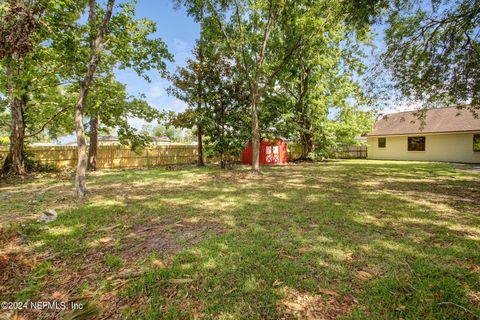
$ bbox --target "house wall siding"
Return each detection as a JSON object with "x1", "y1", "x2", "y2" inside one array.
[{"x1": 367, "y1": 132, "x2": 480, "y2": 163}]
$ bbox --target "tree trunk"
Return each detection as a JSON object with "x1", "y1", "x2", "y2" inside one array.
[
  {"x1": 251, "y1": 94, "x2": 260, "y2": 172},
  {"x1": 196, "y1": 7, "x2": 205, "y2": 168},
  {"x1": 2, "y1": 63, "x2": 26, "y2": 175},
  {"x1": 75, "y1": 86, "x2": 88, "y2": 196},
  {"x1": 3, "y1": 97, "x2": 26, "y2": 175},
  {"x1": 220, "y1": 151, "x2": 225, "y2": 169},
  {"x1": 87, "y1": 113, "x2": 99, "y2": 171},
  {"x1": 196, "y1": 124, "x2": 204, "y2": 166},
  {"x1": 74, "y1": 0, "x2": 115, "y2": 197},
  {"x1": 300, "y1": 131, "x2": 313, "y2": 160},
  {"x1": 297, "y1": 66, "x2": 312, "y2": 161}
]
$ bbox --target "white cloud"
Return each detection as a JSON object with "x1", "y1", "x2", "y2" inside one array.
[
  {"x1": 128, "y1": 117, "x2": 158, "y2": 130},
  {"x1": 168, "y1": 98, "x2": 188, "y2": 113},
  {"x1": 148, "y1": 83, "x2": 165, "y2": 99}
]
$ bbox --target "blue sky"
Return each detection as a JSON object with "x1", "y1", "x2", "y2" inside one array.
[
  {"x1": 112, "y1": 2, "x2": 397, "y2": 130},
  {"x1": 115, "y1": 1, "x2": 200, "y2": 129}
]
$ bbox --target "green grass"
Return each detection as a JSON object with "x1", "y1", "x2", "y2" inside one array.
[{"x1": 0, "y1": 160, "x2": 479, "y2": 319}]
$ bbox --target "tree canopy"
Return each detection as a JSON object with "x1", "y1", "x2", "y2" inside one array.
[{"x1": 381, "y1": 0, "x2": 479, "y2": 115}]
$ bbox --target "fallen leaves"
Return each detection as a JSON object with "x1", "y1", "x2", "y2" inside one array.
[
  {"x1": 169, "y1": 278, "x2": 194, "y2": 284},
  {"x1": 318, "y1": 288, "x2": 339, "y2": 297},
  {"x1": 356, "y1": 270, "x2": 374, "y2": 281},
  {"x1": 223, "y1": 287, "x2": 237, "y2": 296},
  {"x1": 278, "y1": 286, "x2": 356, "y2": 320},
  {"x1": 273, "y1": 279, "x2": 283, "y2": 287},
  {"x1": 152, "y1": 259, "x2": 165, "y2": 269},
  {"x1": 297, "y1": 247, "x2": 309, "y2": 254}
]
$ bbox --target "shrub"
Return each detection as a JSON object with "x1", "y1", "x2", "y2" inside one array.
[{"x1": 23, "y1": 150, "x2": 59, "y2": 173}]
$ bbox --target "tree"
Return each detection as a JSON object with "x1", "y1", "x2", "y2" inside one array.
[
  {"x1": 0, "y1": 0, "x2": 83, "y2": 174},
  {"x1": 168, "y1": 49, "x2": 208, "y2": 166},
  {"x1": 172, "y1": 0, "x2": 212, "y2": 166},
  {"x1": 207, "y1": 0, "x2": 304, "y2": 171},
  {"x1": 382, "y1": 0, "x2": 480, "y2": 116},
  {"x1": 237, "y1": 0, "x2": 373, "y2": 160},
  {"x1": 169, "y1": 48, "x2": 249, "y2": 167},
  {"x1": 86, "y1": 75, "x2": 160, "y2": 171},
  {"x1": 177, "y1": 0, "x2": 385, "y2": 170},
  {"x1": 74, "y1": 0, "x2": 115, "y2": 197},
  {"x1": 73, "y1": 0, "x2": 172, "y2": 196},
  {"x1": 175, "y1": 0, "x2": 302, "y2": 171}
]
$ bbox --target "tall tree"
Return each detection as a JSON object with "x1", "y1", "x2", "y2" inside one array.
[
  {"x1": 206, "y1": 0, "x2": 302, "y2": 171},
  {"x1": 275, "y1": 22, "x2": 370, "y2": 159},
  {"x1": 74, "y1": 0, "x2": 115, "y2": 197},
  {"x1": 177, "y1": 0, "x2": 384, "y2": 170},
  {"x1": 169, "y1": 49, "x2": 249, "y2": 168},
  {"x1": 173, "y1": 0, "x2": 210, "y2": 166},
  {"x1": 168, "y1": 49, "x2": 209, "y2": 166},
  {"x1": 0, "y1": 0, "x2": 82, "y2": 174},
  {"x1": 74, "y1": 0, "x2": 172, "y2": 195}
]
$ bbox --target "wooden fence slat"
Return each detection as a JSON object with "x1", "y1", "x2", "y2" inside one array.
[{"x1": 0, "y1": 143, "x2": 367, "y2": 170}]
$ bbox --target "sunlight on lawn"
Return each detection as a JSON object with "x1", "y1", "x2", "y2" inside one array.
[{"x1": 0, "y1": 160, "x2": 479, "y2": 319}]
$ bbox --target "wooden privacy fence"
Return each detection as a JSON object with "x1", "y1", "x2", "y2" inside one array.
[
  {"x1": 0, "y1": 144, "x2": 366, "y2": 170},
  {"x1": 0, "y1": 145, "x2": 199, "y2": 169},
  {"x1": 336, "y1": 146, "x2": 367, "y2": 159}
]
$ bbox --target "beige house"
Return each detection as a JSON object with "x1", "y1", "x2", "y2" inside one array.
[{"x1": 367, "y1": 107, "x2": 480, "y2": 163}]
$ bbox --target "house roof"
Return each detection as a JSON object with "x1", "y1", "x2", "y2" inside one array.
[
  {"x1": 367, "y1": 106, "x2": 480, "y2": 136},
  {"x1": 152, "y1": 136, "x2": 170, "y2": 142},
  {"x1": 98, "y1": 136, "x2": 118, "y2": 141}
]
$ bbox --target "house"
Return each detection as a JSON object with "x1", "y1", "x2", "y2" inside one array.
[
  {"x1": 28, "y1": 142, "x2": 59, "y2": 147},
  {"x1": 150, "y1": 136, "x2": 171, "y2": 145},
  {"x1": 367, "y1": 106, "x2": 480, "y2": 163},
  {"x1": 98, "y1": 136, "x2": 121, "y2": 146},
  {"x1": 64, "y1": 135, "x2": 172, "y2": 146}
]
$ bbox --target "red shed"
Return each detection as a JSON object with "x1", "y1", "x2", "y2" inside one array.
[{"x1": 242, "y1": 139, "x2": 288, "y2": 165}]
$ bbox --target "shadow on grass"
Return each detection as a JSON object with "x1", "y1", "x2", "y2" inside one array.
[{"x1": 2, "y1": 161, "x2": 479, "y2": 319}]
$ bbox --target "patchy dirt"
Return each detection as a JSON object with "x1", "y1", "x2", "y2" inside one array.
[
  {"x1": 124, "y1": 217, "x2": 228, "y2": 260},
  {"x1": 277, "y1": 286, "x2": 357, "y2": 320},
  {"x1": 4, "y1": 217, "x2": 228, "y2": 320}
]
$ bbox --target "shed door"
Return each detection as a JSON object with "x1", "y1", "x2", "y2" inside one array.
[{"x1": 265, "y1": 145, "x2": 279, "y2": 163}]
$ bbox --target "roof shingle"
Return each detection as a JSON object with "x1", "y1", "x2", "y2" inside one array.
[{"x1": 368, "y1": 106, "x2": 480, "y2": 136}]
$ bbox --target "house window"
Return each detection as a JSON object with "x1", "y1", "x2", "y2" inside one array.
[
  {"x1": 408, "y1": 136, "x2": 426, "y2": 151},
  {"x1": 378, "y1": 137, "x2": 386, "y2": 148},
  {"x1": 474, "y1": 134, "x2": 480, "y2": 152}
]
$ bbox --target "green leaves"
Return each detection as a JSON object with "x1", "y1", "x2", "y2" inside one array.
[
  {"x1": 382, "y1": 0, "x2": 480, "y2": 110},
  {"x1": 108, "y1": 1, "x2": 173, "y2": 81}
]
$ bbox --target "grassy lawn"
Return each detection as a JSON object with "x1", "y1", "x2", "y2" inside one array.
[{"x1": 1, "y1": 160, "x2": 479, "y2": 319}]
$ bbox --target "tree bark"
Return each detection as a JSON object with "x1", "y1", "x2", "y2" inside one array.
[
  {"x1": 3, "y1": 97, "x2": 26, "y2": 175},
  {"x1": 196, "y1": 124, "x2": 204, "y2": 166},
  {"x1": 300, "y1": 131, "x2": 313, "y2": 160},
  {"x1": 297, "y1": 65, "x2": 312, "y2": 161},
  {"x1": 251, "y1": 94, "x2": 260, "y2": 172},
  {"x1": 2, "y1": 63, "x2": 27, "y2": 175},
  {"x1": 87, "y1": 113, "x2": 99, "y2": 171},
  {"x1": 196, "y1": 6, "x2": 205, "y2": 168},
  {"x1": 75, "y1": 89, "x2": 88, "y2": 196},
  {"x1": 74, "y1": 0, "x2": 115, "y2": 197},
  {"x1": 220, "y1": 151, "x2": 225, "y2": 169}
]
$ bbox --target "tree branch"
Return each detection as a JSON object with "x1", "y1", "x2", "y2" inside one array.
[{"x1": 24, "y1": 104, "x2": 73, "y2": 138}]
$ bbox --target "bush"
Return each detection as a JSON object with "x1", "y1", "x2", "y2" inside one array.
[{"x1": 23, "y1": 150, "x2": 59, "y2": 173}]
